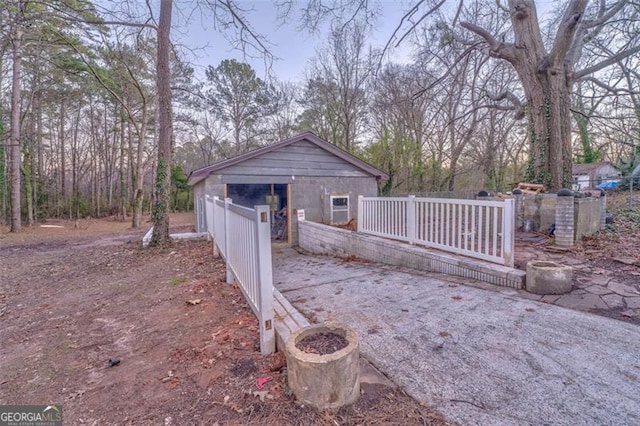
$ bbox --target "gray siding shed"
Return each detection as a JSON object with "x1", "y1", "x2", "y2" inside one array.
[{"x1": 188, "y1": 131, "x2": 387, "y2": 244}]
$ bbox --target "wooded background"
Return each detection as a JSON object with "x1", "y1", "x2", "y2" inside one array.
[{"x1": 2, "y1": 0, "x2": 640, "y2": 235}]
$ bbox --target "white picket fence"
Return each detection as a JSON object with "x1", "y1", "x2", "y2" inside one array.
[
  {"x1": 357, "y1": 195, "x2": 515, "y2": 267},
  {"x1": 205, "y1": 195, "x2": 275, "y2": 355}
]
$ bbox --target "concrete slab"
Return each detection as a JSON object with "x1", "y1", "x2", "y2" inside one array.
[
  {"x1": 601, "y1": 293, "x2": 624, "y2": 309},
  {"x1": 626, "y1": 297, "x2": 640, "y2": 309},
  {"x1": 554, "y1": 293, "x2": 609, "y2": 310},
  {"x1": 273, "y1": 250, "x2": 374, "y2": 292},
  {"x1": 275, "y1": 250, "x2": 640, "y2": 426},
  {"x1": 585, "y1": 285, "x2": 614, "y2": 295},
  {"x1": 608, "y1": 281, "x2": 640, "y2": 297}
]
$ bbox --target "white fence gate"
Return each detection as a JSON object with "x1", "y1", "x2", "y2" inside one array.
[
  {"x1": 205, "y1": 195, "x2": 275, "y2": 355},
  {"x1": 357, "y1": 195, "x2": 515, "y2": 267}
]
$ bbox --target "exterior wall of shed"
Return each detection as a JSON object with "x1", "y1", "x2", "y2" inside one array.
[
  {"x1": 193, "y1": 181, "x2": 206, "y2": 233},
  {"x1": 289, "y1": 176, "x2": 377, "y2": 244},
  {"x1": 594, "y1": 164, "x2": 621, "y2": 179},
  {"x1": 192, "y1": 177, "x2": 226, "y2": 233},
  {"x1": 573, "y1": 164, "x2": 621, "y2": 190},
  {"x1": 191, "y1": 138, "x2": 382, "y2": 243},
  {"x1": 195, "y1": 173, "x2": 378, "y2": 244},
  {"x1": 574, "y1": 174, "x2": 590, "y2": 190}
]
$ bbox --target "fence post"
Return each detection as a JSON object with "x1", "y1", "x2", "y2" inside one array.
[
  {"x1": 599, "y1": 191, "x2": 607, "y2": 230},
  {"x1": 357, "y1": 195, "x2": 364, "y2": 233},
  {"x1": 255, "y1": 205, "x2": 275, "y2": 355},
  {"x1": 407, "y1": 195, "x2": 416, "y2": 244},
  {"x1": 211, "y1": 196, "x2": 219, "y2": 257},
  {"x1": 555, "y1": 189, "x2": 575, "y2": 248},
  {"x1": 224, "y1": 198, "x2": 235, "y2": 284},
  {"x1": 502, "y1": 198, "x2": 515, "y2": 267}
]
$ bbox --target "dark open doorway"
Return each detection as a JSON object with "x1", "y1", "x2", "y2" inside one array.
[{"x1": 226, "y1": 183, "x2": 289, "y2": 242}]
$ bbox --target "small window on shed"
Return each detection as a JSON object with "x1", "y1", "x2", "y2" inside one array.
[{"x1": 331, "y1": 195, "x2": 349, "y2": 224}]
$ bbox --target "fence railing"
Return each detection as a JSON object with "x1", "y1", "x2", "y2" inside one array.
[
  {"x1": 206, "y1": 195, "x2": 275, "y2": 355},
  {"x1": 357, "y1": 195, "x2": 515, "y2": 267}
]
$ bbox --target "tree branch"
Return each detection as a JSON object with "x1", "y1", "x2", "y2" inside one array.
[
  {"x1": 575, "y1": 43, "x2": 640, "y2": 80},
  {"x1": 548, "y1": 0, "x2": 588, "y2": 68},
  {"x1": 411, "y1": 42, "x2": 483, "y2": 101},
  {"x1": 488, "y1": 90, "x2": 525, "y2": 119},
  {"x1": 378, "y1": 0, "x2": 428, "y2": 62},
  {"x1": 581, "y1": 0, "x2": 626, "y2": 29},
  {"x1": 460, "y1": 21, "x2": 517, "y2": 63},
  {"x1": 394, "y1": 0, "x2": 447, "y2": 48},
  {"x1": 578, "y1": 76, "x2": 635, "y2": 95}
]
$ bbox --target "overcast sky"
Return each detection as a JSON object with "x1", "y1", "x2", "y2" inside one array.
[
  {"x1": 176, "y1": 0, "x2": 415, "y2": 82},
  {"x1": 174, "y1": 0, "x2": 559, "y2": 83}
]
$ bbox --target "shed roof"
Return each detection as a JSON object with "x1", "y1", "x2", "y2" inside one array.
[
  {"x1": 187, "y1": 131, "x2": 389, "y2": 186},
  {"x1": 572, "y1": 161, "x2": 619, "y2": 175}
]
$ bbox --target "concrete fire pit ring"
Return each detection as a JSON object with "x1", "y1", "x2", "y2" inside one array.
[
  {"x1": 285, "y1": 322, "x2": 359, "y2": 410},
  {"x1": 526, "y1": 261, "x2": 573, "y2": 295}
]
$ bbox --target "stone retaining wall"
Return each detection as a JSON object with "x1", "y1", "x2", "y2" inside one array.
[
  {"x1": 298, "y1": 220, "x2": 526, "y2": 289},
  {"x1": 517, "y1": 192, "x2": 605, "y2": 242}
]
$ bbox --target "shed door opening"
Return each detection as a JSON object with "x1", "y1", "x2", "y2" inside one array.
[{"x1": 226, "y1": 183, "x2": 289, "y2": 241}]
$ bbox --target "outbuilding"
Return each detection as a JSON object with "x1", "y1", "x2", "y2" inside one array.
[
  {"x1": 187, "y1": 131, "x2": 388, "y2": 244},
  {"x1": 572, "y1": 161, "x2": 621, "y2": 190}
]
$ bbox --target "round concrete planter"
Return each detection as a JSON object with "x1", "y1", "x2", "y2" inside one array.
[
  {"x1": 285, "y1": 322, "x2": 359, "y2": 410},
  {"x1": 526, "y1": 261, "x2": 573, "y2": 295}
]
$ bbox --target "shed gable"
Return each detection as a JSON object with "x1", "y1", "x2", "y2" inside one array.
[{"x1": 216, "y1": 139, "x2": 370, "y2": 177}]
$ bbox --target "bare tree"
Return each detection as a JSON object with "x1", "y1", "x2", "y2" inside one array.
[
  {"x1": 150, "y1": 0, "x2": 173, "y2": 246},
  {"x1": 458, "y1": 0, "x2": 640, "y2": 189},
  {"x1": 288, "y1": 0, "x2": 640, "y2": 190},
  {"x1": 302, "y1": 20, "x2": 371, "y2": 152},
  {"x1": 267, "y1": 80, "x2": 299, "y2": 142},
  {"x1": 368, "y1": 63, "x2": 432, "y2": 193},
  {"x1": 204, "y1": 59, "x2": 270, "y2": 156},
  {"x1": 8, "y1": 5, "x2": 23, "y2": 232}
]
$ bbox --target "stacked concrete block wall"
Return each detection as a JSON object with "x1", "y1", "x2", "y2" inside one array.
[
  {"x1": 555, "y1": 190, "x2": 574, "y2": 247},
  {"x1": 199, "y1": 174, "x2": 376, "y2": 246},
  {"x1": 523, "y1": 193, "x2": 557, "y2": 232},
  {"x1": 289, "y1": 176, "x2": 376, "y2": 245},
  {"x1": 513, "y1": 190, "x2": 524, "y2": 229},
  {"x1": 574, "y1": 197, "x2": 601, "y2": 239},
  {"x1": 298, "y1": 220, "x2": 525, "y2": 289},
  {"x1": 193, "y1": 184, "x2": 206, "y2": 233},
  {"x1": 599, "y1": 194, "x2": 607, "y2": 229},
  {"x1": 517, "y1": 191, "x2": 605, "y2": 239}
]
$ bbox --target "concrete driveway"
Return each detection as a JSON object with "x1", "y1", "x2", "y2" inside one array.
[{"x1": 273, "y1": 248, "x2": 640, "y2": 425}]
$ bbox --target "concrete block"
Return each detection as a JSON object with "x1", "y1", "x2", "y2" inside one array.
[{"x1": 526, "y1": 261, "x2": 573, "y2": 295}]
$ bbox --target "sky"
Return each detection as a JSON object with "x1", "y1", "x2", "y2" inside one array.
[
  {"x1": 175, "y1": 0, "x2": 417, "y2": 83},
  {"x1": 173, "y1": 0, "x2": 560, "y2": 83}
]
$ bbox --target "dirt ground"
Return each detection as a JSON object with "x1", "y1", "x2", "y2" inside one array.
[{"x1": 0, "y1": 213, "x2": 447, "y2": 425}]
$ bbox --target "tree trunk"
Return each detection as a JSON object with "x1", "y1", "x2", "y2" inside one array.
[
  {"x1": 9, "y1": 24, "x2": 23, "y2": 232},
  {"x1": 23, "y1": 148, "x2": 33, "y2": 226},
  {"x1": 0, "y1": 107, "x2": 5, "y2": 226},
  {"x1": 35, "y1": 80, "x2": 44, "y2": 221},
  {"x1": 151, "y1": 0, "x2": 173, "y2": 246},
  {"x1": 510, "y1": 0, "x2": 585, "y2": 190},
  {"x1": 461, "y1": 0, "x2": 589, "y2": 191},
  {"x1": 119, "y1": 110, "x2": 127, "y2": 221},
  {"x1": 518, "y1": 68, "x2": 572, "y2": 190},
  {"x1": 131, "y1": 118, "x2": 148, "y2": 229},
  {"x1": 60, "y1": 99, "x2": 66, "y2": 201},
  {"x1": 0, "y1": 49, "x2": 5, "y2": 225}
]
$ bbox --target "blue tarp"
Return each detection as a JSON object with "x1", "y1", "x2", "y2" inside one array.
[{"x1": 596, "y1": 181, "x2": 619, "y2": 189}]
